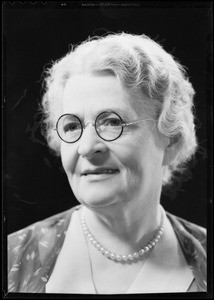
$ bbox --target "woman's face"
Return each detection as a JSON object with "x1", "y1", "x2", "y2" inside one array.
[{"x1": 60, "y1": 74, "x2": 167, "y2": 210}]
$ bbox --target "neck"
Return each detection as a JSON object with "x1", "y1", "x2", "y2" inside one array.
[{"x1": 82, "y1": 199, "x2": 162, "y2": 255}]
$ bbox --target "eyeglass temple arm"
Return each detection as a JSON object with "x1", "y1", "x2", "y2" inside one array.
[{"x1": 123, "y1": 118, "x2": 154, "y2": 127}]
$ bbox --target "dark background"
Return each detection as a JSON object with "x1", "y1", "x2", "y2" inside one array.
[{"x1": 3, "y1": 2, "x2": 212, "y2": 234}]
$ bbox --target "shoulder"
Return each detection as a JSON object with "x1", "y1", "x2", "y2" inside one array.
[
  {"x1": 166, "y1": 212, "x2": 207, "y2": 292},
  {"x1": 8, "y1": 205, "x2": 80, "y2": 268},
  {"x1": 8, "y1": 205, "x2": 80, "y2": 240},
  {"x1": 166, "y1": 212, "x2": 206, "y2": 250},
  {"x1": 7, "y1": 205, "x2": 81, "y2": 292}
]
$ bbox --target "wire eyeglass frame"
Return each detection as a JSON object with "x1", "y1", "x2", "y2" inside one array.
[{"x1": 55, "y1": 111, "x2": 154, "y2": 143}]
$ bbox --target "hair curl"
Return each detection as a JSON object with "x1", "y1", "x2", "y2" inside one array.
[{"x1": 41, "y1": 32, "x2": 197, "y2": 185}]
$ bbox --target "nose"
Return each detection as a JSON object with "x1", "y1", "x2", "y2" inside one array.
[{"x1": 77, "y1": 123, "x2": 107, "y2": 158}]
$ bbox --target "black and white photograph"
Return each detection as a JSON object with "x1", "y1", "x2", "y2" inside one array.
[{"x1": 3, "y1": 1, "x2": 212, "y2": 297}]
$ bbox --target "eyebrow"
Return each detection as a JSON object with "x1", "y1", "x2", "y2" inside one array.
[
  {"x1": 65, "y1": 108, "x2": 136, "y2": 121},
  {"x1": 97, "y1": 107, "x2": 139, "y2": 120},
  {"x1": 101, "y1": 108, "x2": 133, "y2": 118}
]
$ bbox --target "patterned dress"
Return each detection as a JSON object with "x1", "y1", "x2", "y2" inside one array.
[{"x1": 8, "y1": 205, "x2": 207, "y2": 293}]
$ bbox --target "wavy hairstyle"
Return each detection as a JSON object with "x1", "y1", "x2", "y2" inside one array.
[{"x1": 41, "y1": 32, "x2": 197, "y2": 185}]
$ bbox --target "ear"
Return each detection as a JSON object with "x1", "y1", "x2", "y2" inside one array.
[{"x1": 162, "y1": 136, "x2": 180, "y2": 166}]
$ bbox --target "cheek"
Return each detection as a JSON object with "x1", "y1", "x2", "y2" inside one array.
[
  {"x1": 60, "y1": 144, "x2": 78, "y2": 176},
  {"x1": 115, "y1": 142, "x2": 145, "y2": 181},
  {"x1": 142, "y1": 141, "x2": 165, "y2": 176},
  {"x1": 118, "y1": 134, "x2": 164, "y2": 178}
]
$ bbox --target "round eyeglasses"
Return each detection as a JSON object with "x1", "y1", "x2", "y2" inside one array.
[{"x1": 55, "y1": 111, "x2": 153, "y2": 143}]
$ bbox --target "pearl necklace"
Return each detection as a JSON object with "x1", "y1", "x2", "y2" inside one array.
[{"x1": 81, "y1": 210, "x2": 165, "y2": 263}]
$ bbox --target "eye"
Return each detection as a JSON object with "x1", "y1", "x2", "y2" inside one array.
[
  {"x1": 102, "y1": 118, "x2": 122, "y2": 127},
  {"x1": 63, "y1": 122, "x2": 81, "y2": 133}
]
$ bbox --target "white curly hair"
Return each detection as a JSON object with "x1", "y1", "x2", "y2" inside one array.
[{"x1": 41, "y1": 32, "x2": 197, "y2": 186}]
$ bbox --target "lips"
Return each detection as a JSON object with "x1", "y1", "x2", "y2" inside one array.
[{"x1": 81, "y1": 168, "x2": 120, "y2": 176}]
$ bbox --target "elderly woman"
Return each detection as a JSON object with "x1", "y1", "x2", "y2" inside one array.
[{"x1": 8, "y1": 32, "x2": 206, "y2": 294}]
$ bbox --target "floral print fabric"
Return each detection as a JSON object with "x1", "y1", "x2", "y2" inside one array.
[{"x1": 8, "y1": 205, "x2": 207, "y2": 293}]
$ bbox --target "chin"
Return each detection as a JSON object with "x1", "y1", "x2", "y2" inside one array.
[
  {"x1": 71, "y1": 177, "x2": 123, "y2": 207},
  {"x1": 75, "y1": 188, "x2": 121, "y2": 209}
]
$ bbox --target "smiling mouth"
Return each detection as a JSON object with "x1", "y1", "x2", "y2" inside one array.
[{"x1": 81, "y1": 169, "x2": 120, "y2": 176}]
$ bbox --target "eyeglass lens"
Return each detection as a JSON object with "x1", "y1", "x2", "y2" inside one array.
[{"x1": 56, "y1": 112, "x2": 124, "y2": 143}]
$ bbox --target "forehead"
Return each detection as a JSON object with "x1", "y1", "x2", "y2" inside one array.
[{"x1": 62, "y1": 74, "x2": 141, "y2": 119}]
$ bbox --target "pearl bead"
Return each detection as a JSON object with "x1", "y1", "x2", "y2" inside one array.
[
  {"x1": 122, "y1": 255, "x2": 128, "y2": 261},
  {"x1": 116, "y1": 255, "x2": 122, "y2": 261},
  {"x1": 144, "y1": 246, "x2": 149, "y2": 252},
  {"x1": 104, "y1": 250, "x2": 110, "y2": 257},
  {"x1": 128, "y1": 254, "x2": 134, "y2": 260},
  {"x1": 110, "y1": 253, "x2": 116, "y2": 260},
  {"x1": 133, "y1": 252, "x2": 139, "y2": 259},
  {"x1": 139, "y1": 249, "x2": 145, "y2": 256}
]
